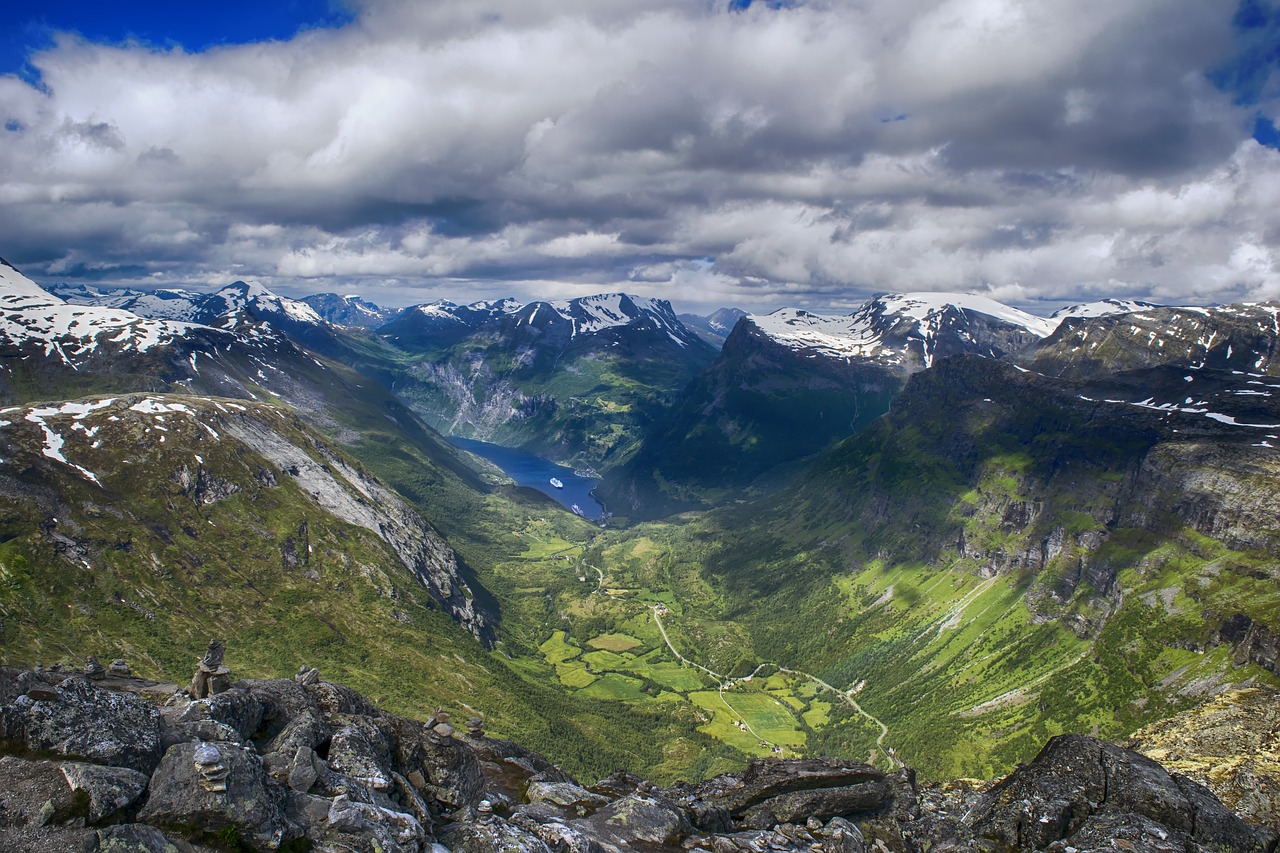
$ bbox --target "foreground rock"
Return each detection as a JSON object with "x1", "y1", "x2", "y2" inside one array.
[
  {"x1": 1127, "y1": 684, "x2": 1280, "y2": 829},
  {"x1": 0, "y1": 663, "x2": 1274, "y2": 852}
]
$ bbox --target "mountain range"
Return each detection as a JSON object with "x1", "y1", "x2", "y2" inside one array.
[{"x1": 4, "y1": 259, "x2": 1279, "y2": 808}]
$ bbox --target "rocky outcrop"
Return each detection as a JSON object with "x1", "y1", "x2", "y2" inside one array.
[
  {"x1": 0, "y1": 675, "x2": 162, "y2": 774},
  {"x1": 1127, "y1": 685, "x2": 1280, "y2": 830},
  {"x1": 0, "y1": 664, "x2": 1272, "y2": 852},
  {"x1": 220, "y1": 412, "x2": 496, "y2": 646},
  {"x1": 966, "y1": 734, "x2": 1277, "y2": 853}
]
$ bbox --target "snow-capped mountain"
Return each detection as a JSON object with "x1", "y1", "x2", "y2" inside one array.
[
  {"x1": 379, "y1": 297, "x2": 525, "y2": 346},
  {"x1": 750, "y1": 292, "x2": 1055, "y2": 369},
  {"x1": 1024, "y1": 302, "x2": 1280, "y2": 379},
  {"x1": 195, "y1": 281, "x2": 325, "y2": 331},
  {"x1": 1050, "y1": 298, "x2": 1162, "y2": 320},
  {"x1": 384, "y1": 292, "x2": 705, "y2": 351},
  {"x1": 509, "y1": 293, "x2": 706, "y2": 349},
  {"x1": 385, "y1": 292, "x2": 704, "y2": 349},
  {"x1": 1, "y1": 260, "x2": 214, "y2": 368},
  {"x1": 48, "y1": 279, "x2": 329, "y2": 340},
  {"x1": 3, "y1": 264, "x2": 379, "y2": 414},
  {"x1": 45, "y1": 283, "x2": 211, "y2": 322},
  {"x1": 678, "y1": 307, "x2": 748, "y2": 348},
  {"x1": 301, "y1": 293, "x2": 398, "y2": 328},
  {"x1": 379, "y1": 292, "x2": 716, "y2": 467},
  {"x1": 45, "y1": 278, "x2": 362, "y2": 363}
]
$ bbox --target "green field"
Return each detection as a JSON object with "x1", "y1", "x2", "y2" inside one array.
[
  {"x1": 628, "y1": 661, "x2": 709, "y2": 692},
  {"x1": 719, "y1": 690, "x2": 807, "y2": 747},
  {"x1": 579, "y1": 672, "x2": 648, "y2": 701},
  {"x1": 589, "y1": 633, "x2": 644, "y2": 652}
]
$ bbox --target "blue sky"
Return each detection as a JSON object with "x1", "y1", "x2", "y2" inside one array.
[
  {"x1": 1, "y1": 0, "x2": 1278, "y2": 313},
  {"x1": 1210, "y1": 0, "x2": 1280, "y2": 147},
  {"x1": 1, "y1": 1, "x2": 352, "y2": 81}
]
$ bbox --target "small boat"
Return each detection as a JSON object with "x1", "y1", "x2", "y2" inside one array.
[
  {"x1": 571, "y1": 504, "x2": 584, "y2": 516},
  {"x1": 549, "y1": 477, "x2": 564, "y2": 489}
]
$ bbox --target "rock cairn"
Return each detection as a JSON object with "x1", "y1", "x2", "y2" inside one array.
[
  {"x1": 82, "y1": 656, "x2": 105, "y2": 680},
  {"x1": 188, "y1": 638, "x2": 232, "y2": 699}
]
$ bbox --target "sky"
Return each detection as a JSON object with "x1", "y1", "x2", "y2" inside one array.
[{"x1": 1, "y1": 0, "x2": 1278, "y2": 315}]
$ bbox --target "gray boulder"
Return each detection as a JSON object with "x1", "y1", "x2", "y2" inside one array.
[
  {"x1": 692, "y1": 756, "x2": 886, "y2": 819},
  {"x1": 387, "y1": 714, "x2": 486, "y2": 809},
  {"x1": 61, "y1": 762, "x2": 149, "y2": 823},
  {"x1": 0, "y1": 754, "x2": 96, "y2": 852},
  {"x1": 525, "y1": 779, "x2": 610, "y2": 817},
  {"x1": 820, "y1": 816, "x2": 867, "y2": 853},
  {"x1": 263, "y1": 706, "x2": 329, "y2": 757},
  {"x1": 326, "y1": 716, "x2": 397, "y2": 793},
  {"x1": 970, "y1": 735, "x2": 1277, "y2": 853},
  {"x1": 314, "y1": 792, "x2": 428, "y2": 853},
  {"x1": 137, "y1": 740, "x2": 291, "y2": 849},
  {"x1": 244, "y1": 678, "x2": 318, "y2": 742},
  {"x1": 739, "y1": 779, "x2": 891, "y2": 829},
  {"x1": 204, "y1": 689, "x2": 263, "y2": 741},
  {"x1": 521, "y1": 817, "x2": 607, "y2": 852},
  {"x1": 87, "y1": 824, "x2": 186, "y2": 852},
  {"x1": 310, "y1": 680, "x2": 380, "y2": 717},
  {"x1": 441, "y1": 812, "x2": 553, "y2": 852},
  {"x1": 571, "y1": 791, "x2": 694, "y2": 851},
  {"x1": 4, "y1": 677, "x2": 162, "y2": 774}
]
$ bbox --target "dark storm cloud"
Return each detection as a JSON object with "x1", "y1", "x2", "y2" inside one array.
[{"x1": 0, "y1": 0, "x2": 1277, "y2": 311}]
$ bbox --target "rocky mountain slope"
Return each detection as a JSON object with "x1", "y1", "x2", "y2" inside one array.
[
  {"x1": 48, "y1": 280, "x2": 722, "y2": 471},
  {"x1": 1022, "y1": 301, "x2": 1280, "y2": 379},
  {"x1": 379, "y1": 292, "x2": 718, "y2": 468},
  {"x1": 301, "y1": 292, "x2": 400, "y2": 328},
  {"x1": 0, "y1": 392, "x2": 492, "y2": 646},
  {"x1": 601, "y1": 292, "x2": 1079, "y2": 518},
  {"x1": 597, "y1": 318, "x2": 905, "y2": 518},
  {"x1": 653, "y1": 351, "x2": 1280, "y2": 777},
  {"x1": 7, "y1": 264, "x2": 490, "y2": 510},
  {"x1": 0, "y1": 387, "x2": 728, "y2": 781},
  {"x1": 0, "y1": 660, "x2": 1272, "y2": 852},
  {"x1": 1127, "y1": 685, "x2": 1280, "y2": 828}
]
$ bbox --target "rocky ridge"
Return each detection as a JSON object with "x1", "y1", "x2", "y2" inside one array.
[
  {"x1": 0, "y1": 658, "x2": 1273, "y2": 853},
  {"x1": 0, "y1": 392, "x2": 493, "y2": 646},
  {"x1": 599, "y1": 291, "x2": 1104, "y2": 517},
  {"x1": 1126, "y1": 685, "x2": 1280, "y2": 829},
  {"x1": 747, "y1": 293, "x2": 1057, "y2": 370},
  {"x1": 376, "y1": 292, "x2": 718, "y2": 467}
]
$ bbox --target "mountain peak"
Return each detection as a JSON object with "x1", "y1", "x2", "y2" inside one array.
[
  {"x1": 1050, "y1": 298, "x2": 1163, "y2": 320},
  {"x1": 210, "y1": 281, "x2": 325, "y2": 327},
  {"x1": 749, "y1": 292, "x2": 1055, "y2": 369},
  {"x1": 0, "y1": 265, "x2": 202, "y2": 366},
  {"x1": 868, "y1": 292, "x2": 1057, "y2": 338}
]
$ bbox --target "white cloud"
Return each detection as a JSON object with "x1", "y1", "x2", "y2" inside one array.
[{"x1": 0, "y1": 0, "x2": 1274, "y2": 314}]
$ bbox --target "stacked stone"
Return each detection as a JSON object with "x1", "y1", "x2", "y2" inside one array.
[{"x1": 188, "y1": 639, "x2": 233, "y2": 699}]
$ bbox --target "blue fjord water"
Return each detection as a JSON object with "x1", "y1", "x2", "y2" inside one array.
[{"x1": 449, "y1": 437, "x2": 607, "y2": 521}]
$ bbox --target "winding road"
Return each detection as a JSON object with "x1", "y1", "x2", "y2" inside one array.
[{"x1": 652, "y1": 604, "x2": 901, "y2": 768}]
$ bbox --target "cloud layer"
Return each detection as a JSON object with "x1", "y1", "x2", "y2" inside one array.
[{"x1": 1, "y1": 0, "x2": 1277, "y2": 312}]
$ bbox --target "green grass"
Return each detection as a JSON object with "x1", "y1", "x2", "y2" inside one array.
[
  {"x1": 588, "y1": 633, "x2": 644, "y2": 652},
  {"x1": 803, "y1": 700, "x2": 832, "y2": 728},
  {"x1": 579, "y1": 672, "x2": 648, "y2": 701},
  {"x1": 629, "y1": 661, "x2": 710, "y2": 692},
  {"x1": 688, "y1": 691, "x2": 775, "y2": 755},
  {"x1": 539, "y1": 631, "x2": 583, "y2": 665},
  {"x1": 719, "y1": 690, "x2": 807, "y2": 746}
]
